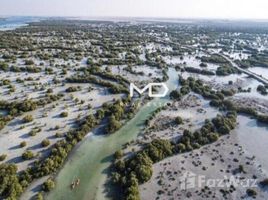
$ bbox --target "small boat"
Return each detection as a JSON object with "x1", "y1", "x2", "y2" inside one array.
[
  {"x1": 70, "y1": 178, "x2": 80, "y2": 190},
  {"x1": 75, "y1": 179, "x2": 80, "y2": 186},
  {"x1": 70, "y1": 181, "x2": 75, "y2": 190}
]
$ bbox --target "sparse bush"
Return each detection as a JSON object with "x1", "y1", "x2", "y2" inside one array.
[
  {"x1": 29, "y1": 127, "x2": 41, "y2": 136},
  {"x1": 65, "y1": 86, "x2": 81, "y2": 93},
  {"x1": 46, "y1": 88, "x2": 53, "y2": 93},
  {"x1": 60, "y1": 112, "x2": 68, "y2": 118},
  {"x1": 175, "y1": 116, "x2": 183, "y2": 124},
  {"x1": 24, "y1": 59, "x2": 34, "y2": 65},
  {"x1": 22, "y1": 150, "x2": 34, "y2": 160},
  {"x1": 22, "y1": 115, "x2": 33, "y2": 123},
  {"x1": 55, "y1": 132, "x2": 63, "y2": 138},
  {"x1": 257, "y1": 85, "x2": 268, "y2": 95},
  {"x1": 0, "y1": 154, "x2": 7, "y2": 161},
  {"x1": 20, "y1": 141, "x2": 27, "y2": 148},
  {"x1": 41, "y1": 139, "x2": 50, "y2": 147},
  {"x1": 260, "y1": 178, "x2": 268, "y2": 187},
  {"x1": 114, "y1": 150, "x2": 123, "y2": 159},
  {"x1": 35, "y1": 192, "x2": 44, "y2": 200},
  {"x1": 246, "y1": 188, "x2": 257, "y2": 197}
]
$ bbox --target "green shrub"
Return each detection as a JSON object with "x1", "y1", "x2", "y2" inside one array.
[
  {"x1": 114, "y1": 150, "x2": 123, "y2": 159},
  {"x1": 65, "y1": 86, "x2": 81, "y2": 93},
  {"x1": 35, "y1": 192, "x2": 44, "y2": 200},
  {"x1": 29, "y1": 127, "x2": 41, "y2": 137},
  {"x1": 20, "y1": 141, "x2": 27, "y2": 148},
  {"x1": 42, "y1": 178, "x2": 55, "y2": 192},
  {"x1": 46, "y1": 88, "x2": 53, "y2": 94},
  {"x1": 106, "y1": 115, "x2": 122, "y2": 133},
  {"x1": 257, "y1": 85, "x2": 268, "y2": 95},
  {"x1": 24, "y1": 59, "x2": 34, "y2": 65},
  {"x1": 175, "y1": 116, "x2": 183, "y2": 124},
  {"x1": 0, "y1": 154, "x2": 7, "y2": 161},
  {"x1": 41, "y1": 139, "x2": 50, "y2": 147},
  {"x1": 22, "y1": 151, "x2": 34, "y2": 160},
  {"x1": 0, "y1": 164, "x2": 23, "y2": 199},
  {"x1": 22, "y1": 115, "x2": 33, "y2": 123},
  {"x1": 169, "y1": 90, "x2": 182, "y2": 100},
  {"x1": 260, "y1": 178, "x2": 268, "y2": 187},
  {"x1": 55, "y1": 132, "x2": 63, "y2": 138},
  {"x1": 216, "y1": 65, "x2": 238, "y2": 76},
  {"x1": 60, "y1": 112, "x2": 68, "y2": 118}
]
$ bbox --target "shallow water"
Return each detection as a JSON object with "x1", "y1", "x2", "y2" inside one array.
[
  {"x1": 47, "y1": 68, "x2": 179, "y2": 200},
  {"x1": 0, "y1": 16, "x2": 42, "y2": 31},
  {"x1": 248, "y1": 67, "x2": 268, "y2": 80},
  {"x1": 0, "y1": 109, "x2": 8, "y2": 116},
  {"x1": 236, "y1": 115, "x2": 268, "y2": 174}
]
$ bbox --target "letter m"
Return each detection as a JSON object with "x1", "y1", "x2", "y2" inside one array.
[
  {"x1": 130, "y1": 83, "x2": 150, "y2": 97},
  {"x1": 129, "y1": 83, "x2": 168, "y2": 98}
]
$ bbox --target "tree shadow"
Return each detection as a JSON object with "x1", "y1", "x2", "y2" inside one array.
[
  {"x1": 29, "y1": 183, "x2": 43, "y2": 200},
  {"x1": 100, "y1": 161, "x2": 123, "y2": 200},
  {"x1": 20, "y1": 133, "x2": 30, "y2": 139},
  {"x1": 28, "y1": 143, "x2": 42, "y2": 150},
  {"x1": 7, "y1": 156, "x2": 23, "y2": 164},
  {"x1": 7, "y1": 119, "x2": 21, "y2": 127},
  {"x1": 9, "y1": 144, "x2": 21, "y2": 150}
]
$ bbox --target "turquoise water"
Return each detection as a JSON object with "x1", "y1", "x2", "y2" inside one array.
[
  {"x1": 46, "y1": 68, "x2": 179, "y2": 200},
  {"x1": 0, "y1": 110, "x2": 8, "y2": 116}
]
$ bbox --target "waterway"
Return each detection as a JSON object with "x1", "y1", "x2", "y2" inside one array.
[
  {"x1": 0, "y1": 16, "x2": 42, "y2": 31},
  {"x1": 47, "y1": 68, "x2": 179, "y2": 200}
]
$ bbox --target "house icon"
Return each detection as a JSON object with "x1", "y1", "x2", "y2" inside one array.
[{"x1": 178, "y1": 171, "x2": 196, "y2": 190}]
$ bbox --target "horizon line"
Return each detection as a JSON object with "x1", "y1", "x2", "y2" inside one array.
[{"x1": 1, "y1": 15, "x2": 268, "y2": 22}]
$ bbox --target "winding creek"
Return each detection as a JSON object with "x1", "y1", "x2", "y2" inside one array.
[
  {"x1": 46, "y1": 65, "x2": 268, "y2": 200},
  {"x1": 1, "y1": 52, "x2": 262, "y2": 200},
  {"x1": 46, "y1": 68, "x2": 179, "y2": 200},
  {"x1": 1, "y1": 20, "x2": 267, "y2": 200}
]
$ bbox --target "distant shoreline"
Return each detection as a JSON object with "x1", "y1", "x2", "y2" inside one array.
[
  {"x1": 1, "y1": 15, "x2": 268, "y2": 23},
  {"x1": 0, "y1": 16, "x2": 42, "y2": 31}
]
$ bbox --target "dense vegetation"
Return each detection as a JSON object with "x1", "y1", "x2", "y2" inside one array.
[
  {"x1": 184, "y1": 67, "x2": 215, "y2": 76},
  {"x1": 201, "y1": 54, "x2": 229, "y2": 64},
  {"x1": 257, "y1": 84, "x2": 268, "y2": 95},
  {"x1": 111, "y1": 112, "x2": 237, "y2": 200},
  {"x1": 66, "y1": 75, "x2": 128, "y2": 94},
  {"x1": 1, "y1": 18, "x2": 268, "y2": 200},
  {"x1": 0, "y1": 164, "x2": 23, "y2": 199},
  {"x1": 216, "y1": 65, "x2": 239, "y2": 76},
  {"x1": 0, "y1": 96, "x2": 137, "y2": 199}
]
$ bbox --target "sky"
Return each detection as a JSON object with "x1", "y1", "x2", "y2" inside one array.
[{"x1": 1, "y1": 0, "x2": 268, "y2": 19}]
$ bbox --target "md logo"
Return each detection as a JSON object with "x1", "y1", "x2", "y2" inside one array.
[{"x1": 129, "y1": 83, "x2": 169, "y2": 98}]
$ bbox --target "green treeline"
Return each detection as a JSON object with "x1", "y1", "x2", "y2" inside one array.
[
  {"x1": 111, "y1": 112, "x2": 237, "y2": 200},
  {"x1": 0, "y1": 97, "x2": 133, "y2": 199}
]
